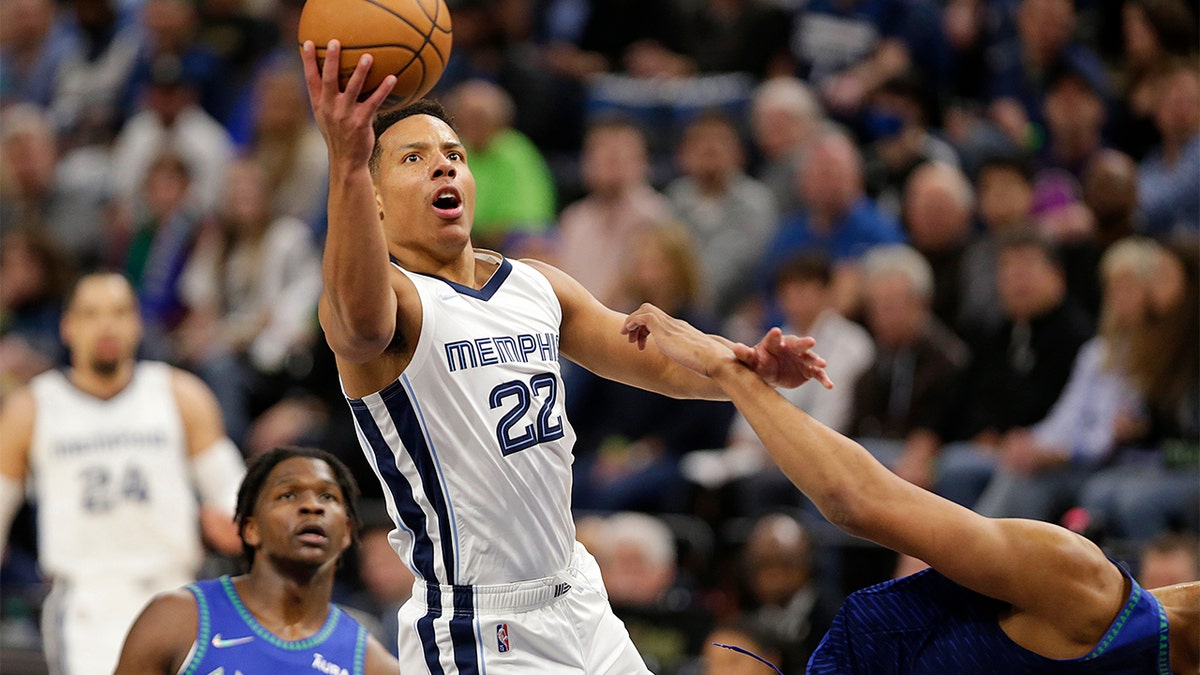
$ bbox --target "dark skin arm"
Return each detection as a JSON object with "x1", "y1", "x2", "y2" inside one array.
[{"x1": 113, "y1": 589, "x2": 199, "y2": 675}]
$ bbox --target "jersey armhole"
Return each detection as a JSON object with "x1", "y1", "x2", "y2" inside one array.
[{"x1": 178, "y1": 584, "x2": 210, "y2": 675}]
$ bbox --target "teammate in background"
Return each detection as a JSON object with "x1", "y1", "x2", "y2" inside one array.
[
  {"x1": 114, "y1": 446, "x2": 397, "y2": 674},
  {"x1": 300, "y1": 41, "x2": 830, "y2": 673},
  {"x1": 0, "y1": 272, "x2": 247, "y2": 675},
  {"x1": 621, "y1": 304, "x2": 1199, "y2": 674}
]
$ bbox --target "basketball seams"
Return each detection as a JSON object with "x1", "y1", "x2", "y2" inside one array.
[{"x1": 358, "y1": 0, "x2": 435, "y2": 99}]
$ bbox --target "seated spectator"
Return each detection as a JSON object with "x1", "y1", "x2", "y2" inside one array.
[
  {"x1": 958, "y1": 149, "x2": 1034, "y2": 337},
  {"x1": 1137, "y1": 61, "x2": 1200, "y2": 236},
  {"x1": 1082, "y1": 149, "x2": 1141, "y2": 248},
  {"x1": 850, "y1": 245, "x2": 969, "y2": 490},
  {"x1": 590, "y1": 512, "x2": 710, "y2": 674},
  {"x1": 968, "y1": 237, "x2": 1164, "y2": 522},
  {"x1": 1079, "y1": 239, "x2": 1199, "y2": 544},
  {"x1": 1138, "y1": 533, "x2": 1200, "y2": 590},
  {"x1": 862, "y1": 73, "x2": 961, "y2": 220},
  {"x1": 555, "y1": 115, "x2": 672, "y2": 307},
  {"x1": 0, "y1": 0, "x2": 71, "y2": 107},
  {"x1": 176, "y1": 158, "x2": 322, "y2": 445},
  {"x1": 739, "y1": 513, "x2": 839, "y2": 670},
  {"x1": 699, "y1": 616, "x2": 787, "y2": 675},
  {"x1": 0, "y1": 230, "x2": 72, "y2": 394},
  {"x1": 666, "y1": 109, "x2": 777, "y2": 318},
  {"x1": 759, "y1": 129, "x2": 904, "y2": 318},
  {"x1": 571, "y1": 226, "x2": 734, "y2": 513},
  {"x1": 1037, "y1": 55, "x2": 1110, "y2": 179},
  {"x1": 443, "y1": 79, "x2": 557, "y2": 251},
  {"x1": 749, "y1": 76, "x2": 824, "y2": 216},
  {"x1": 128, "y1": 0, "x2": 227, "y2": 125},
  {"x1": 901, "y1": 161, "x2": 974, "y2": 327},
  {"x1": 346, "y1": 501, "x2": 415, "y2": 657},
  {"x1": 1117, "y1": 0, "x2": 1198, "y2": 161}
]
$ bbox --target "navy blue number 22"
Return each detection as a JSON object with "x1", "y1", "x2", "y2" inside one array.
[{"x1": 489, "y1": 373, "x2": 565, "y2": 455}]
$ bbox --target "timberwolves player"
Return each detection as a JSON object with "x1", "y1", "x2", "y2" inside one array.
[
  {"x1": 623, "y1": 304, "x2": 1199, "y2": 674},
  {"x1": 0, "y1": 273, "x2": 247, "y2": 675},
  {"x1": 114, "y1": 446, "x2": 396, "y2": 674},
  {"x1": 300, "y1": 41, "x2": 830, "y2": 673}
]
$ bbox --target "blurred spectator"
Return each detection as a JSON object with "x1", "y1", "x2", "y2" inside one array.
[
  {"x1": 129, "y1": 0, "x2": 227, "y2": 125},
  {"x1": 119, "y1": 153, "x2": 202, "y2": 356},
  {"x1": 969, "y1": 238, "x2": 1164, "y2": 522},
  {"x1": 698, "y1": 616, "x2": 787, "y2": 675},
  {"x1": 193, "y1": 0, "x2": 280, "y2": 125},
  {"x1": 555, "y1": 115, "x2": 672, "y2": 307},
  {"x1": 111, "y1": 54, "x2": 235, "y2": 218},
  {"x1": 2, "y1": 104, "x2": 115, "y2": 268},
  {"x1": 0, "y1": 0, "x2": 72, "y2": 107},
  {"x1": 0, "y1": 231, "x2": 72, "y2": 394},
  {"x1": 958, "y1": 150, "x2": 1034, "y2": 337},
  {"x1": 1078, "y1": 239, "x2": 1199, "y2": 544},
  {"x1": 1137, "y1": 61, "x2": 1200, "y2": 236},
  {"x1": 851, "y1": 244, "x2": 969, "y2": 490},
  {"x1": 784, "y1": 0, "x2": 947, "y2": 117},
  {"x1": 47, "y1": 0, "x2": 142, "y2": 149},
  {"x1": 695, "y1": 253, "x2": 873, "y2": 512},
  {"x1": 592, "y1": 511, "x2": 709, "y2": 674},
  {"x1": 348, "y1": 501, "x2": 415, "y2": 657},
  {"x1": 749, "y1": 76, "x2": 824, "y2": 215},
  {"x1": 986, "y1": 0, "x2": 1107, "y2": 153},
  {"x1": 939, "y1": 229, "x2": 1094, "y2": 507},
  {"x1": 759, "y1": 129, "x2": 904, "y2": 318},
  {"x1": 1038, "y1": 59, "x2": 1109, "y2": 178},
  {"x1": 672, "y1": 0, "x2": 792, "y2": 79},
  {"x1": 901, "y1": 161, "x2": 974, "y2": 327},
  {"x1": 243, "y1": 63, "x2": 328, "y2": 224},
  {"x1": 1082, "y1": 149, "x2": 1141, "y2": 248},
  {"x1": 1118, "y1": 0, "x2": 1198, "y2": 160},
  {"x1": 571, "y1": 226, "x2": 734, "y2": 513},
  {"x1": 177, "y1": 158, "x2": 322, "y2": 445},
  {"x1": 667, "y1": 109, "x2": 777, "y2": 318},
  {"x1": 862, "y1": 74, "x2": 960, "y2": 220},
  {"x1": 539, "y1": 0, "x2": 688, "y2": 79},
  {"x1": 443, "y1": 79, "x2": 557, "y2": 250},
  {"x1": 740, "y1": 513, "x2": 838, "y2": 670},
  {"x1": 1137, "y1": 533, "x2": 1200, "y2": 589}
]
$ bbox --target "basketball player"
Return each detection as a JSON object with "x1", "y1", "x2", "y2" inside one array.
[
  {"x1": 0, "y1": 272, "x2": 247, "y2": 675},
  {"x1": 622, "y1": 303, "x2": 1200, "y2": 674},
  {"x1": 299, "y1": 41, "x2": 830, "y2": 673},
  {"x1": 113, "y1": 446, "x2": 398, "y2": 674}
]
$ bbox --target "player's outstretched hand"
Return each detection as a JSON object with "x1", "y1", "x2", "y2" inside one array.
[
  {"x1": 622, "y1": 304, "x2": 735, "y2": 378},
  {"x1": 734, "y1": 327, "x2": 834, "y2": 390},
  {"x1": 300, "y1": 39, "x2": 397, "y2": 167}
]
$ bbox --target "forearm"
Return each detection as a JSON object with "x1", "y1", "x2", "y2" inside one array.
[{"x1": 321, "y1": 165, "x2": 397, "y2": 348}]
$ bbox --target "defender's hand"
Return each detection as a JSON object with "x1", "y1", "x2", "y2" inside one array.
[{"x1": 733, "y1": 327, "x2": 833, "y2": 390}]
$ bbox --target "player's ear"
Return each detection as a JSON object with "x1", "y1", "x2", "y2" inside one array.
[
  {"x1": 375, "y1": 188, "x2": 385, "y2": 221},
  {"x1": 242, "y1": 516, "x2": 261, "y2": 549},
  {"x1": 339, "y1": 517, "x2": 353, "y2": 554}
]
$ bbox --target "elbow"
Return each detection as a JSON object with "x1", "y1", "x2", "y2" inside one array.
[{"x1": 820, "y1": 490, "x2": 873, "y2": 538}]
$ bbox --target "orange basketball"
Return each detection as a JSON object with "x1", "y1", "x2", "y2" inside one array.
[{"x1": 298, "y1": 0, "x2": 452, "y2": 110}]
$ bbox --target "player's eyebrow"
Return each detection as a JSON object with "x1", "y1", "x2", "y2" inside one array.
[{"x1": 398, "y1": 141, "x2": 465, "y2": 152}]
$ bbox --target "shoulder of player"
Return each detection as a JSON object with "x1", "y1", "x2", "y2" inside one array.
[
  {"x1": 118, "y1": 587, "x2": 200, "y2": 673},
  {"x1": 166, "y1": 367, "x2": 220, "y2": 408},
  {"x1": 362, "y1": 630, "x2": 400, "y2": 675},
  {"x1": 517, "y1": 258, "x2": 586, "y2": 306}
]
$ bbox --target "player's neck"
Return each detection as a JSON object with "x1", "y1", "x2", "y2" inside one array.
[
  {"x1": 67, "y1": 362, "x2": 136, "y2": 400},
  {"x1": 237, "y1": 566, "x2": 337, "y2": 638}
]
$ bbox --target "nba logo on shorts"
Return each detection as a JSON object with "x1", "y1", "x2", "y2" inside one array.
[{"x1": 496, "y1": 623, "x2": 511, "y2": 653}]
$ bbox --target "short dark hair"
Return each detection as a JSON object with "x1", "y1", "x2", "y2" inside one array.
[
  {"x1": 774, "y1": 252, "x2": 833, "y2": 289},
  {"x1": 369, "y1": 99, "x2": 457, "y2": 176},
  {"x1": 234, "y1": 446, "x2": 362, "y2": 568},
  {"x1": 977, "y1": 148, "x2": 1034, "y2": 182},
  {"x1": 996, "y1": 227, "x2": 1062, "y2": 269}
]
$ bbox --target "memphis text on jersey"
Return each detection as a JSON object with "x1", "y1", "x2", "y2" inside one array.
[{"x1": 443, "y1": 332, "x2": 559, "y2": 373}]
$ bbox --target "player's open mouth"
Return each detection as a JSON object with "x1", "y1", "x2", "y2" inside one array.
[
  {"x1": 431, "y1": 187, "x2": 464, "y2": 219},
  {"x1": 296, "y1": 523, "x2": 329, "y2": 545}
]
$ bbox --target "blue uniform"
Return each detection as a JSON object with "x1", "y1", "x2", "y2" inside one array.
[
  {"x1": 179, "y1": 576, "x2": 369, "y2": 675},
  {"x1": 808, "y1": 565, "x2": 1170, "y2": 674}
]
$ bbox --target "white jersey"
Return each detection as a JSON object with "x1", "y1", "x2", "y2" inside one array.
[
  {"x1": 28, "y1": 361, "x2": 202, "y2": 585},
  {"x1": 347, "y1": 253, "x2": 576, "y2": 587}
]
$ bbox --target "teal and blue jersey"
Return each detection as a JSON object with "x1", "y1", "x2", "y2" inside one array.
[
  {"x1": 179, "y1": 576, "x2": 369, "y2": 675},
  {"x1": 808, "y1": 565, "x2": 1170, "y2": 674}
]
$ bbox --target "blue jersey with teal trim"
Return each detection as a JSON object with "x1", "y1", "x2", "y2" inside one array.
[
  {"x1": 808, "y1": 565, "x2": 1170, "y2": 674},
  {"x1": 180, "y1": 576, "x2": 368, "y2": 675}
]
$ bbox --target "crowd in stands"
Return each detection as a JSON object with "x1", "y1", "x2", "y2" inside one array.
[{"x1": 1, "y1": 0, "x2": 1198, "y2": 671}]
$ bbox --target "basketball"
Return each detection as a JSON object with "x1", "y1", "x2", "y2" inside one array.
[{"x1": 298, "y1": 0, "x2": 452, "y2": 110}]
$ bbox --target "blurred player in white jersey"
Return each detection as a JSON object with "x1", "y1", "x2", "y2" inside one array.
[
  {"x1": 0, "y1": 272, "x2": 247, "y2": 675},
  {"x1": 301, "y1": 41, "x2": 830, "y2": 673}
]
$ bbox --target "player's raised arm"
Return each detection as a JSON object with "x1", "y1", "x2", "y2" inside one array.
[
  {"x1": 301, "y1": 39, "x2": 401, "y2": 362},
  {"x1": 623, "y1": 305, "x2": 1128, "y2": 656}
]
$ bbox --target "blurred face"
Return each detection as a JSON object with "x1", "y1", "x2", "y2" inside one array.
[
  {"x1": 1122, "y1": 3, "x2": 1159, "y2": 65},
  {"x1": 776, "y1": 278, "x2": 827, "y2": 332},
  {"x1": 701, "y1": 629, "x2": 779, "y2": 675},
  {"x1": 1018, "y1": 0, "x2": 1074, "y2": 61},
  {"x1": 358, "y1": 528, "x2": 415, "y2": 604},
  {"x1": 978, "y1": 166, "x2": 1032, "y2": 231},
  {"x1": 1102, "y1": 268, "x2": 1150, "y2": 329},
  {"x1": 2, "y1": 128, "x2": 55, "y2": 195},
  {"x1": 0, "y1": 237, "x2": 47, "y2": 310},
  {"x1": 1149, "y1": 250, "x2": 1186, "y2": 315},
  {"x1": 905, "y1": 177, "x2": 971, "y2": 251},
  {"x1": 61, "y1": 275, "x2": 142, "y2": 376},
  {"x1": 374, "y1": 114, "x2": 476, "y2": 254},
  {"x1": 679, "y1": 119, "x2": 743, "y2": 186},
  {"x1": 0, "y1": 0, "x2": 53, "y2": 54},
  {"x1": 244, "y1": 457, "x2": 353, "y2": 569},
  {"x1": 581, "y1": 126, "x2": 648, "y2": 198},
  {"x1": 254, "y1": 71, "x2": 307, "y2": 137},
  {"x1": 223, "y1": 162, "x2": 270, "y2": 233},
  {"x1": 801, "y1": 139, "x2": 860, "y2": 217},
  {"x1": 1140, "y1": 549, "x2": 1200, "y2": 589},
  {"x1": 601, "y1": 540, "x2": 673, "y2": 606},
  {"x1": 143, "y1": 162, "x2": 190, "y2": 220},
  {"x1": 866, "y1": 273, "x2": 927, "y2": 349},
  {"x1": 752, "y1": 104, "x2": 808, "y2": 160},
  {"x1": 745, "y1": 517, "x2": 811, "y2": 606},
  {"x1": 1155, "y1": 69, "x2": 1200, "y2": 140},
  {"x1": 1044, "y1": 77, "x2": 1105, "y2": 141},
  {"x1": 997, "y1": 245, "x2": 1064, "y2": 320}
]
